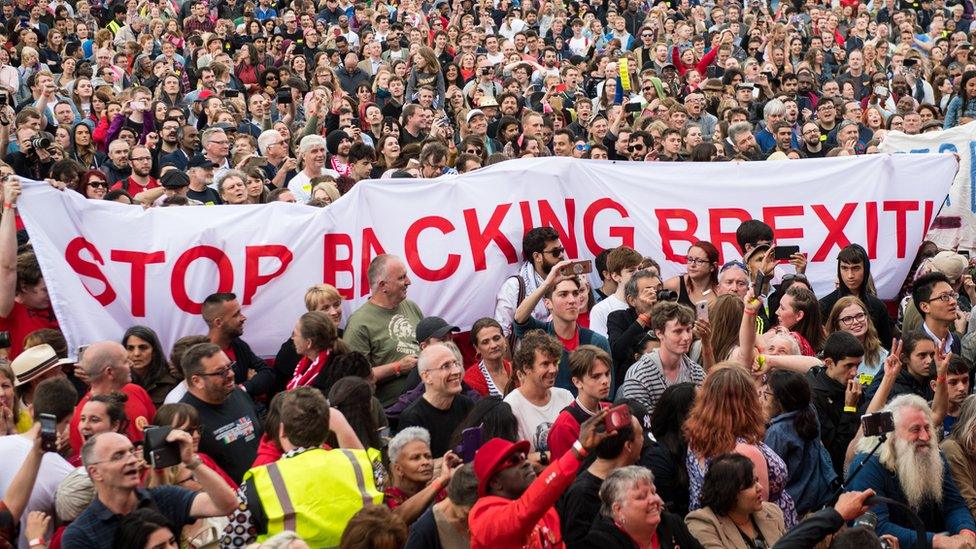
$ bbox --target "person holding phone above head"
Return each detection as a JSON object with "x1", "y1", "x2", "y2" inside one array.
[{"x1": 512, "y1": 259, "x2": 611, "y2": 394}]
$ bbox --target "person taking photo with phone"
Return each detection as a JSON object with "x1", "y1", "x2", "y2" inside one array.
[{"x1": 513, "y1": 258, "x2": 611, "y2": 394}]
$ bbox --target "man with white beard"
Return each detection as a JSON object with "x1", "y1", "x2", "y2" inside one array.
[{"x1": 846, "y1": 394, "x2": 976, "y2": 549}]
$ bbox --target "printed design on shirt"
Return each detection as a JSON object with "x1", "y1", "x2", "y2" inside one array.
[
  {"x1": 134, "y1": 415, "x2": 148, "y2": 432},
  {"x1": 533, "y1": 421, "x2": 553, "y2": 453},
  {"x1": 388, "y1": 314, "x2": 420, "y2": 355},
  {"x1": 214, "y1": 416, "x2": 257, "y2": 445}
]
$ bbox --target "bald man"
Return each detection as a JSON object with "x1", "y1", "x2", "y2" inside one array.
[
  {"x1": 397, "y1": 343, "x2": 474, "y2": 456},
  {"x1": 68, "y1": 341, "x2": 157, "y2": 455}
]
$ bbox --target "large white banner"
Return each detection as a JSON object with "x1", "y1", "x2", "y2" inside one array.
[
  {"x1": 880, "y1": 121, "x2": 976, "y2": 250},
  {"x1": 17, "y1": 154, "x2": 957, "y2": 357}
]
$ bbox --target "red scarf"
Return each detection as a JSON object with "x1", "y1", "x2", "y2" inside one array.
[{"x1": 287, "y1": 349, "x2": 330, "y2": 390}]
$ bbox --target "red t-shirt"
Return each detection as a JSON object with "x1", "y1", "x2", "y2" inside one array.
[
  {"x1": 556, "y1": 329, "x2": 580, "y2": 353},
  {"x1": 69, "y1": 383, "x2": 157, "y2": 455},
  {"x1": 110, "y1": 176, "x2": 159, "y2": 195},
  {"x1": 0, "y1": 301, "x2": 59, "y2": 359}
]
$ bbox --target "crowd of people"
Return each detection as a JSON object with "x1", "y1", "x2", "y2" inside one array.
[{"x1": 0, "y1": 0, "x2": 974, "y2": 546}]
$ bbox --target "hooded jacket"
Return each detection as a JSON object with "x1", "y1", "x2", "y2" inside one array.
[
  {"x1": 806, "y1": 366, "x2": 860, "y2": 478},
  {"x1": 817, "y1": 247, "x2": 894, "y2": 348},
  {"x1": 862, "y1": 365, "x2": 934, "y2": 406},
  {"x1": 764, "y1": 407, "x2": 838, "y2": 515}
]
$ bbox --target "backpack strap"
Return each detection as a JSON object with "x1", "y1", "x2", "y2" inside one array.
[{"x1": 507, "y1": 274, "x2": 526, "y2": 350}]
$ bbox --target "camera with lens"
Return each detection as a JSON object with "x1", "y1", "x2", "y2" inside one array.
[
  {"x1": 30, "y1": 136, "x2": 51, "y2": 151},
  {"x1": 656, "y1": 289, "x2": 678, "y2": 302}
]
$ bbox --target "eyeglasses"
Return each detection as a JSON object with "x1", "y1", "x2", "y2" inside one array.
[
  {"x1": 686, "y1": 257, "x2": 711, "y2": 266},
  {"x1": 781, "y1": 273, "x2": 809, "y2": 284},
  {"x1": 838, "y1": 312, "x2": 867, "y2": 326},
  {"x1": 130, "y1": 156, "x2": 152, "y2": 162},
  {"x1": 544, "y1": 247, "x2": 565, "y2": 257},
  {"x1": 89, "y1": 181, "x2": 108, "y2": 188},
  {"x1": 928, "y1": 292, "x2": 959, "y2": 303},
  {"x1": 196, "y1": 362, "x2": 236, "y2": 378},
  {"x1": 89, "y1": 446, "x2": 139, "y2": 465},
  {"x1": 424, "y1": 359, "x2": 461, "y2": 373},
  {"x1": 575, "y1": 144, "x2": 590, "y2": 151},
  {"x1": 465, "y1": 148, "x2": 482, "y2": 155}
]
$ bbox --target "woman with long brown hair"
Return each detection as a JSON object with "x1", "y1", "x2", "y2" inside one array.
[
  {"x1": 825, "y1": 296, "x2": 888, "y2": 386},
  {"x1": 684, "y1": 364, "x2": 797, "y2": 527},
  {"x1": 775, "y1": 285, "x2": 824, "y2": 355},
  {"x1": 406, "y1": 46, "x2": 445, "y2": 109}
]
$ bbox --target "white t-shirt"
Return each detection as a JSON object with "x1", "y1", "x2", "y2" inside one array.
[
  {"x1": 0, "y1": 434, "x2": 74, "y2": 549},
  {"x1": 504, "y1": 388, "x2": 574, "y2": 452},
  {"x1": 286, "y1": 167, "x2": 339, "y2": 203},
  {"x1": 588, "y1": 294, "x2": 627, "y2": 338}
]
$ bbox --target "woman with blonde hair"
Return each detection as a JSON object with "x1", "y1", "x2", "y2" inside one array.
[
  {"x1": 0, "y1": 363, "x2": 30, "y2": 434},
  {"x1": 684, "y1": 363, "x2": 798, "y2": 527},
  {"x1": 943, "y1": 395, "x2": 976, "y2": 516},
  {"x1": 825, "y1": 296, "x2": 888, "y2": 386}
]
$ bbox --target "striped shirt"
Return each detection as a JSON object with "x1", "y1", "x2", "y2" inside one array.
[{"x1": 618, "y1": 349, "x2": 705, "y2": 415}]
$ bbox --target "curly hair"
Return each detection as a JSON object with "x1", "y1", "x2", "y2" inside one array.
[
  {"x1": 512, "y1": 330, "x2": 562, "y2": 376},
  {"x1": 683, "y1": 363, "x2": 765, "y2": 458}
]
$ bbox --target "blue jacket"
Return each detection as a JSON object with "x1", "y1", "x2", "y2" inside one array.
[
  {"x1": 764, "y1": 408, "x2": 837, "y2": 516},
  {"x1": 944, "y1": 96, "x2": 976, "y2": 128},
  {"x1": 845, "y1": 451, "x2": 976, "y2": 547},
  {"x1": 514, "y1": 316, "x2": 612, "y2": 396}
]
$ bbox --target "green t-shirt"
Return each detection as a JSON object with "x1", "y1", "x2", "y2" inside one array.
[{"x1": 343, "y1": 299, "x2": 423, "y2": 405}]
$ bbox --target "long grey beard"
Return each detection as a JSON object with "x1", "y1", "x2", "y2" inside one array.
[{"x1": 894, "y1": 436, "x2": 944, "y2": 510}]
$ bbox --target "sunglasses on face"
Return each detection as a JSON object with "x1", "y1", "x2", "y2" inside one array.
[{"x1": 89, "y1": 180, "x2": 108, "y2": 188}]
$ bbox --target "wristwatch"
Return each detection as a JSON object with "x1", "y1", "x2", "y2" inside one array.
[{"x1": 185, "y1": 454, "x2": 203, "y2": 470}]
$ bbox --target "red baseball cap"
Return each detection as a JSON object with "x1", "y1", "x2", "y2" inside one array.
[{"x1": 474, "y1": 438, "x2": 531, "y2": 497}]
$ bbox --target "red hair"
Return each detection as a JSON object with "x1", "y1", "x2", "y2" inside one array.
[{"x1": 683, "y1": 363, "x2": 766, "y2": 459}]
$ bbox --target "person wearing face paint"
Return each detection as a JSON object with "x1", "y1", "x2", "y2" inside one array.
[{"x1": 468, "y1": 407, "x2": 613, "y2": 549}]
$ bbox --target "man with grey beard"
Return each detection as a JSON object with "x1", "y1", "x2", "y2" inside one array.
[{"x1": 846, "y1": 394, "x2": 976, "y2": 549}]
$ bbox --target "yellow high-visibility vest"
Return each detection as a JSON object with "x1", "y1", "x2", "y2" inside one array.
[{"x1": 245, "y1": 447, "x2": 383, "y2": 548}]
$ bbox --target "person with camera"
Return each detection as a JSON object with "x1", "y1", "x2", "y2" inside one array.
[
  {"x1": 846, "y1": 394, "x2": 976, "y2": 549},
  {"x1": 557, "y1": 407, "x2": 643, "y2": 545},
  {"x1": 0, "y1": 377, "x2": 75, "y2": 549},
  {"x1": 618, "y1": 301, "x2": 705, "y2": 416},
  {"x1": 61, "y1": 423, "x2": 237, "y2": 549},
  {"x1": 589, "y1": 246, "x2": 643, "y2": 338},
  {"x1": 512, "y1": 258, "x2": 611, "y2": 394},
  {"x1": 468, "y1": 408, "x2": 614, "y2": 548},
  {"x1": 6, "y1": 125, "x2": 55, "y2": 179},
  {"x1": 607, "y1": 269, "x2": 663, "y2": 381}
]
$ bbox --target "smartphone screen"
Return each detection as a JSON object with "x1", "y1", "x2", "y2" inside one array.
[
  {"x1": 773, "y1": 245, "x2": 800, "y2": 260},
  {"x1": 696, "y1": 300, "x2": 709, "y2": 321}
]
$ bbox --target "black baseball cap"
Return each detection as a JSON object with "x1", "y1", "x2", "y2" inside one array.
[{"x1": 187, "y1": 155, "x2": 216, "y2": 169}]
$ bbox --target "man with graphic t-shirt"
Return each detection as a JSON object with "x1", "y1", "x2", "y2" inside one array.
[
  {"x1": 202, "y1": 292, "x2": 276, "y2": 404},
  {"x1": 343, "y1": 254, "x2": 424, "y2": 406},
  {"x1": 0, "y1": 179, "x2": 58, "y2": 360},
  {"x1": 186, "y1": 155, "x2": 223, "y2": 205},
  {"x1": 180, "y1": 342, "x2": 262, "y2": 482},
  {"x1": 513, "y1": 260, "x2": 612, "y2": 394}
]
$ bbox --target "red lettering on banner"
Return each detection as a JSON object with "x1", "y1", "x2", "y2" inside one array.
[
  {"x1": 923, "y1": 200, "x2": 934, "y2": 233},
  {"x1": 811, "y1": 203, "x2": 857, "y2": 261},
  {"x1": 323, "y1": 233, "x2": 355, "y2": 300},
  {"x1": 463, "y1": 204, "x2": 518, "y2": 271},
  {"x1": 865, "y1": 202, "x2": 878, "y2": 259},
  {"x1": 171, "y1": 246, "x2": 234, "y2": 314},
  {"x1": 655, "y1": 209, "x2": 697, "y2": 262},
  {"x1": 111, "y1": 250, "x2": 165, "y2": 316},
  {"x1": 708, "y1": 208, "x2": 751, "y2": 263},
  {"x1": 518, "y1": 201, "x2": 534, "y2": 235},
  {"x1": 762, "y1": 206, "x2": 805, "y2": 242},
  {"x1": 64, "y1": 237, "x2": 116, "y2": 306},
  {"x1": 404, "y1": 216, "x2": 461, "y2": 281},
  {"x1": 582, "y1": 199, "x2": 634, "y2": 256},
  {"x1": 243, "y1": 245, "x2": 293, "y2": 305},
  {"x1": 360, "y1": 228, "x2": 386, "y2": 297},
  {"x1": 883, "y1": 201, "x2": 919, "y2": 259},
  {"x1": 538, "y1": 199, "x2": 578, "y2": 258}
]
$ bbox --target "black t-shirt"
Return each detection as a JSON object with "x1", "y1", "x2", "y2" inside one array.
[
  {"x1": 180, "y1": 389, "x2": 262, "y2": 482},
  {"x1": 186, "y1": 186, "x2": 223, "y2": 205},
  {"x1": 397, "y1": 394, "x2": 474, "y2": 457},
  {"x1": 556, "y1": 470, "x2": 604, "y2": 545}
]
